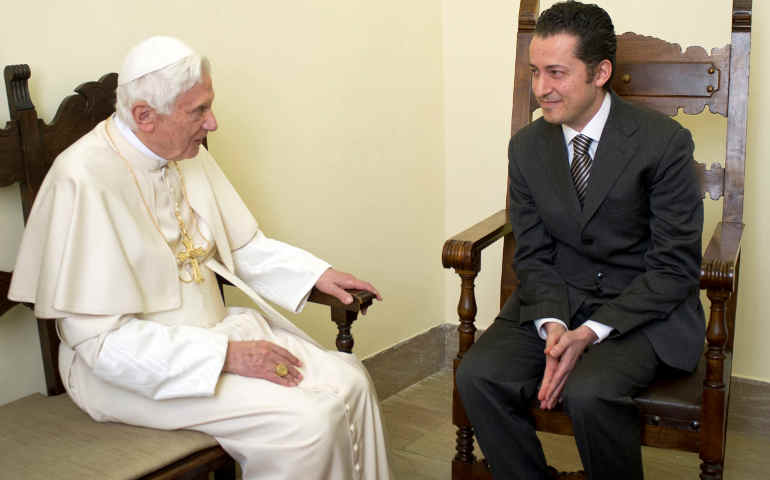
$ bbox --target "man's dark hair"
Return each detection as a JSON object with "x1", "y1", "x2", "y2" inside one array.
[{"x1": 535, "y1": 1, "x2": 616, "y2": 90}]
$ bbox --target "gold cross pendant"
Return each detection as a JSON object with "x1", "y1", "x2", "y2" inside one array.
[
  {"x1": 174, "y1": 209, "x2": 206, "y2": 284},
  {"x1": 176, "y1": 233, "x2": 206, "y2": 283}
]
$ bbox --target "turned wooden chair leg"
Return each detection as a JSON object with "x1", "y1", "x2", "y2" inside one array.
[
  {"x1": 699, "y1": 288, "x2": 730, "y2": 480},
  {"x1": 452, "y1": 269, "x2": 481, "y2": 475},
  {"x1": 332, "y1": 307, "x2": 357, "y2": 353}
]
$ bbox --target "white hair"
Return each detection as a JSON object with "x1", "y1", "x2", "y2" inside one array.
[{"x1": 116, "y1": 54, "x2": 211, "y2": 129}]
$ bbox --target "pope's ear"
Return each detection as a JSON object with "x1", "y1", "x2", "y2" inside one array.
[{"x1": 131, "y1": 102, "x2": 157, "y2": 133}]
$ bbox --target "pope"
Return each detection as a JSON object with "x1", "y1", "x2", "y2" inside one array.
[{"x1": 9, "y1": 36, "x2": 392, "y2": 480}]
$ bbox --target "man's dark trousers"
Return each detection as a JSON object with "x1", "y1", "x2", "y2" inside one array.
[{"x1": 456, "y1": 305, "x2": 661, "y2": 480}]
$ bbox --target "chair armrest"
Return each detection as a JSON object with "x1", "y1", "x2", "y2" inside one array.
[
  {"x1": 217, "y1": 275, "x2": 375, "y2": 314},
  {"x1": 442, "y1": 209, "x2": 511, "y2": 271},
  {"x1": 700, "y1": 221, "x2": 743, "y2": 291},
  {"x1": 0, "y1": 270, "x2": 17, "y2": 316},
  {"x1": 215, "y1": 276, "x2": 373, "y2": 353},
  {"x1": 308, "y1": 288, "x2": 375, "y2": 313},
  {"x1": 309, "y1": 288, "x2": 375, "y2": 354}
]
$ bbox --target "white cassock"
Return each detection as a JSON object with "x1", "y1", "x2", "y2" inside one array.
[{"x1": 9, "y1": 115, "x2": 391, "y2": 480}]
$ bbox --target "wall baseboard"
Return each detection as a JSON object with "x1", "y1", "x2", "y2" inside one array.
[
  {"x1": 729, "y1": 376, "x2": 770, "y2": 437},
  {"x1": 362, "y1": 323, "x2": 454, "y2": 400},
  {"x1": 363, "y1": 323, "x2": 770, "y2": 438}
]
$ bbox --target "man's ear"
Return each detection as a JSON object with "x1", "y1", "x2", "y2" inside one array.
[
  {"x1": 593, "y1": 59, "x2": 613, "y2": 89},
  {"x1": 131, "y1": 102, "x2": 157, "y2": 133}
]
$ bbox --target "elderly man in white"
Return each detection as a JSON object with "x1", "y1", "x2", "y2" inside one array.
[{"x1": 9, "y1": 36, "x2": 391, "y2": 479}]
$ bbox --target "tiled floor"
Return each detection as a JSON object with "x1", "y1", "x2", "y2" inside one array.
[{"x1": 382, "y1": 368, "x2": 769, "y2": 480}]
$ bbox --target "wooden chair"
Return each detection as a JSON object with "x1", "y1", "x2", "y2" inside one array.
[
  {"x1": 442, "y1": 1, "x2": 751, "y2": 479},
  {"x1": 0, "y1": 64, "x2": 374, "y2": 479}
]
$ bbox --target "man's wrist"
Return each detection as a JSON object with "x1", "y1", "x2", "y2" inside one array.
[
  {"x1": 534, "y1": 318, "x2": 567, "y2": 340},
  {"x1": 582, "y1": 320, "x2": 613, "y2": 344},
  {"x1": 544, "y1": 321, "x2": 567, "y2": 335},
  {"x1": 577, "y1": 324, "x2": 599, "y2": 343}
]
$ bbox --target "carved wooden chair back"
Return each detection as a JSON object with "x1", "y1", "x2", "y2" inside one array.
[
  {"x1": 444, "y1": 1, "x2": 751, "y2": 479},
  {"x1": 2, "y1": 65, "x2": 118, "y2": 396}
]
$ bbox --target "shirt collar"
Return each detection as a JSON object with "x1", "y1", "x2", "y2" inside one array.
[
  {"x1": 113, "y1": 114, "x2": 168, "y2": 170},
  {"x1": 562, "y1": 91, "x2": 612, "y2": 148}
]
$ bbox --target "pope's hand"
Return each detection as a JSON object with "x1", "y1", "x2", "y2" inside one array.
[
  {"x1": 314, "y1": 268, "x2": 382, "y2": 314},
  {"x1": 223, "y1": 340, "x2": 303, "y2": 386}
]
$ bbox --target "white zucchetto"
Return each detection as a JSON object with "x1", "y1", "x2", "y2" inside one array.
[{"x1": 119, "y1": 36, "x2": 195, "y2": 85}]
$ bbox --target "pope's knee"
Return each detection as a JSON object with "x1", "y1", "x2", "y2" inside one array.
[
  {"x1": 350, "y1": 363, "x2": 371, "y2": 393},
  {"x1": 294, "y1": 394, "x2": 348, "y2": 446},
  {"x1": 338, "y1": 357, "x2": 374, "y2": 399}
]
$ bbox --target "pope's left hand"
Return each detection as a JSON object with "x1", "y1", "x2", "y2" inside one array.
[{"x1": 314, "y1": 268, "x2": 382, "y2": 314}]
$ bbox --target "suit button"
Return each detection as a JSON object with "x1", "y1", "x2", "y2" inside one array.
[{"x1": 596, "y1": 272, "x2": 604, "y2": 280}]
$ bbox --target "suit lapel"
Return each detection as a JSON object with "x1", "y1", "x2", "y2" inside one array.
[
  {"x1": 538, "y1": 122, "x2": 582, "y2": 216},
  {"x1": 580, "y1": 94, "x2": 639, "y2": 228}
]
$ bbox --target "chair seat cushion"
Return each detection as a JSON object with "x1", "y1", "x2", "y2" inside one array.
[
  {"x1": 0, "y1": 393, "x2": 220, "y2": 480},
  {"x1": 634, "y1": 350, "x2": 730, "y2": 428}
]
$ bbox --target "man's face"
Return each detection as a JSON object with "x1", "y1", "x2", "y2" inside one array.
[
  {"x1": 152, "y1": 74, "x2": 217, "y2": 161},
  {"x1": 529, "y1": 33, "x2": 608, "y2": 131}
]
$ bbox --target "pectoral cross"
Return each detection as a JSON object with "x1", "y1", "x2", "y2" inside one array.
[{"x1": 174, "y1": 210, "x2": 206, "y2": 284}]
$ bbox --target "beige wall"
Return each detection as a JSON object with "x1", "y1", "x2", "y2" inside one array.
[
  {"x1": 1, "y1": 0, "x2": 768, "y2": 406},
  {"x1": 0, "y1": 0, "x2": 445, "y2": 405},
  {"x1": 443, "y1": 0, "x2": 769, "y2": 383},
  {"x1": 442, "y1": 0, "x2": 513, "y2": 338}
]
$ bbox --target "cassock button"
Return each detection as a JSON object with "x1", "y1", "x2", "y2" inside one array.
[
  {"x1": 355, "y1": 463, "x2": 361, "y2": 472},
  {"x1": 596, "y1": 272, "x2": 604, "y2": 280},
  {"x1": 353, "y1": 443, "x2": 359, "y2": 452},
  {"x1": 350, "y1": 424, "x2": 356, "y2": 433},
  {"x1": 345, "y1": 403, "x2": 351, "y2": 413}
]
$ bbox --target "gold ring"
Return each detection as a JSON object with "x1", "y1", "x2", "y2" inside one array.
[{"x1": 275, "y1": 363, "x2": 289, "y2": 377}]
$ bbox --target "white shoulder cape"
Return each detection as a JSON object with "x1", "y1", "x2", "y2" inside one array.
[{"x1": 9, "y1": 120, "x2": 258, "y2": 319}]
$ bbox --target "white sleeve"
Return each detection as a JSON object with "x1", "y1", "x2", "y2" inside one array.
[
  {"x1": 533, "y1": 318, "x2": 568, "y2": 340},
  {"x1": 532, "y1": 317, "x2": 613, "y2": 344},
  {"x1": 58, "y1": 314, "x2": 228, "y2": 400},
  {"x1": 582, "y1": 320, "x2": 614, "y2": 344},
  {"x1": 232, "y1": 230, "x2": 331, "y2": 313}
]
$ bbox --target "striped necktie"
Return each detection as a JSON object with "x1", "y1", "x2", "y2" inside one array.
[{"x1": 570, "y1": 134, "x2": 593, "y2": 207}]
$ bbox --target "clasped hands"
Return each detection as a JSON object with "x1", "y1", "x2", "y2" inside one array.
[
  {"x1": 537, "y1": 322, "x2": 598, "y2": 410},
  {"x1": 223, "y1": 268, "x2": 381, "y2": 386}
]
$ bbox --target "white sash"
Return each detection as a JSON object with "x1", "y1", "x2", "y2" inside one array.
[{"x1": 204, "y1": 258, "x2": 320, "y2": 348}]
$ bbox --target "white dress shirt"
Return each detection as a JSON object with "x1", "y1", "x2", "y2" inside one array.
[{"x1": 533, "y1": 92, "x2": 614, "y2": 343}]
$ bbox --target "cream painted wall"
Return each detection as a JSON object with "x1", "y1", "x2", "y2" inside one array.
[
  {"x1": 442, "y1": 0, "x2": 769, "y2": 382},
  {"x1": 0, "y1": 0, "x2": 445, "y2": 405},
  {"x1": 442, "y1": 0, "x2": 514, "y2": 337}
]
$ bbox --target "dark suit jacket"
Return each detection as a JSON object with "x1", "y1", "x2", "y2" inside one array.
[{"x1": 499, "y1": 92, "x2": 705, "y2": 372}]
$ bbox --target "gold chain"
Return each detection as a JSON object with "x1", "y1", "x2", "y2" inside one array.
[
  {"x1": 104, "y1": 117, "x2": 210, "y2": 283},
  {"x1": 170, "y1": 160, "x2": 210, "y2": 246},
  {"x1": 165, "y1": 161, "x2": 210, "y2": 283}
]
